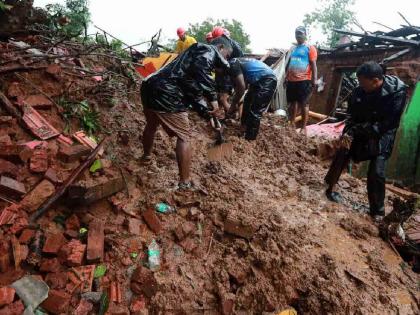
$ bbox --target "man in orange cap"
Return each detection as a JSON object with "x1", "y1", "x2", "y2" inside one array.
[{"x1": 175, "y1": 27, "x2": 197, "y2": 54}]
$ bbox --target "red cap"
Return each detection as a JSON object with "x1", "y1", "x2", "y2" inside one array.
[
  {"x1": 212, "y1": 26, "x2": 225, "y2": 38},
  {"x1": 177, "y1": 27, "x2": 186, "y2": 37},
  {"x1": 206, "y1": 32, "x2": 213, "y2": 40}
]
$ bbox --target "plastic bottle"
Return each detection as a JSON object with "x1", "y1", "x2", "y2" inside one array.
[
  {"x1": 155, "y1": 202, "x2": 175, "y2": 214},
  {"x1": 148, "y1": 239, "x2": 160, "y2": 270}
]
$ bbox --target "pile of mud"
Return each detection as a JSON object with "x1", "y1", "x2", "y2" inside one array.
[{"x1": 0, "y1": 33, "x2": 418, "y2": 315}]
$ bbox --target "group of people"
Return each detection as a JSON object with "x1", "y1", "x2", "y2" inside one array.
[{"x1": 140, "y1": 25, "x2": 408, "y2": 221}]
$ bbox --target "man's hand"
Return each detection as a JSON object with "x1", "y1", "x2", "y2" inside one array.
[
  {"x1": 311, "y1": 80, "x2": 318, "y2": 93},
  {"x1": 208, "y1": 101, "x2": 219, "y2": 116}
]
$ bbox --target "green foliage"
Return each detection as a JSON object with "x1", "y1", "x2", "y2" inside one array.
[
  {"x1": 0, "y1": 0, "x2": 12, "y2": 11},
  {"x1": 187, "y1": 18, "x2": 251, "y2": 53},
  {"x1": 94, "y1": 264, "x2": 107, "y2": 278},
  {"x1": 58, "y1": 99, "x2": 100, "y2": 135},
  {"x1": 46, "y1": 0, "x2": 90, "y2": 38},
  {"x1": 303, "y1": 0, "x2": 355, "y2": 47}
]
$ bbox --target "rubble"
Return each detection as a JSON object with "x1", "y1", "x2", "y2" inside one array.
[
  {"x1": 20, "y1": 179, "x2": 55, "y2": 212},
  {"x1": 86, "y1": 219, "x2": 104, "y2": 263},
  {"x1": 41, "y1": 289, "x2": 71, "y2": 314},
  {"x1": 0, "y1": 287, "x2": 15, "y2": 307},
  {"x1": 58, "y1": 145, "x2": 91, "y2": 163},
  {"x1": 58, "y1": 239, "x2": 86, "y2": 267},
  {"x1": 0, "y1": 176, "x2": 26, "y2": 198}
]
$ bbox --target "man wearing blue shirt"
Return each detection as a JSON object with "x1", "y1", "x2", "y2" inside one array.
[{"x1": 227, "y1": 58, "x2": 277, "y2": 140}]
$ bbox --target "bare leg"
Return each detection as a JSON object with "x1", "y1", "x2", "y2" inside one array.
[
  {"x1": 299, "y1": 103, "x2": 309, "y2": 135},
  {"x1": 288, "y1": 102, "x2": 298, "y2": 127},
  {"x1": 218, "y1": 92, "x2": 230, "y2": 113},
  {"x1": 142, "y1": 120, "x2": 158, "y2": 158},
  {"x1": 176, "y1": 138, "x2": 191, "y2": 183}
]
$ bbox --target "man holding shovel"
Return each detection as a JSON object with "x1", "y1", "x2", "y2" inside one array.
[{"x1": 140, "y1": 37, "x2": 232, "y2": 189}]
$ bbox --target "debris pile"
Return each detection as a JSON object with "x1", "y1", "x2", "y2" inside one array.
[{"x1": 0, "y1": 28, "x2": 418, "y2": 315}]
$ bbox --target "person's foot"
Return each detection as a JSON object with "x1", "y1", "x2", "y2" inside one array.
[
  {"x1": 140, "y1": 155, "x2": 152, "y2": 165},
  {"x1": 177, "y1": 181, "x2": 195, "y2": 191},
  {"x1": 325, "y1": 190, "x2": 342, "y2": 203},
  {"x1": 372, "y1": 214, "x2": 385, "y2": 223}
]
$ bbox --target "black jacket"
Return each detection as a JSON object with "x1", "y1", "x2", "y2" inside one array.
[
  {"x1": 141, "y1": 43, "x2": 229, "y2": 113},
  {"x1": 226, "y1": 36, "x2": 244, "y2": 59},
  {"x1": 346, "y1": 75, "x2": 407, "y2": 158}
]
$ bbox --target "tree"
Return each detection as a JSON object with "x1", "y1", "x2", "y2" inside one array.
[
  {"x1": 186, "y1": 18, "x2": 251, "y2": 53},
  {"x1": 303, "y1": 0, "x2": 355, "y2": 47},
  {"x1": 46, "y1": 0, "x2": 90, "y2": 38}
]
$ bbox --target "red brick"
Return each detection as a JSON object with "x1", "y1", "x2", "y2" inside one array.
[
  {"x1": 59, "y1": 239, "x2": 86, "y2": 267},
  {"x1": 0, "y1": 204, "x2": 17, "y2": 226},
  {"x1": 130, "y1": 296, "x2": 146, "y2": 313},
  {"x1": 142, "y1": 208, "x2": 162, "y2": 234},
  {"x1": 87, "y1": 219, "x2": 104, "y2": 263},
  {"x1": 71, "y1": 265, "x2": 95, "y2": 293},
  {"x1": 0, "y1": 300, "x2": 24, "y2": 315},
  {"x1": 9, "y1": 215, "x2": 28, "y2": 235},
  {"x1": 224, "y1": 217, "x2": 257, "y2": 239},
  {"x1": 18, "y1": 229, "x2": 35, "y2": 244},
  {"x1": 43, "y1": 232, "x2": 67, "y2": 255},
  {"x1": 10, "y1": 236, "x2": 23, "y2": 269},
  {"x1": 20, "y1": 179, "x2": 55, "y2": 213},
  {"x1": 46, "y1": 64, "x2": 62, "y2": 76},
  {"x1": 0, "y1": 135, "x2": 11, "y2": 146},
  {"x1": 109, "y1": 281, "x2": 122, "y2": 303},
  {"x1": 74, "y1": 299, "x2": 93, "y2": 315},
  {"x1": 41, "y1": 289, "x2": 71, "y2": 314},
  {"x1": 7, "y1": 82, "x2": 24, "y2": 98},
  {"x1": 174, "y1": 221, "x2": 195, "y2": 241},
  {"x1": 29, "y1": 148, "x2": 48, "y2": 173},
  {"x1": 0, "y1": 158, "x2": 18, "y2": 178},
  {"x1": 0, "y1": 241, "x2": 11, "y2": 273},
  {"x1": 221, "y1": 293, "x2": 235, "y2": 315},
  {"x1": 127, "y1": 218, "x2": 141, "y2": 235},
  {"x1": 58, "y1": 145, "x2": 91, "y2": 163},
  {"x1": 44, "y1": 168, "x2": 61, "y2": 185},
  {"x1": 130, "y1": 266, "x2": 158, "y2": 298},
  {"x1": 65, "y1": 214, "x2": 80, "y2": 231},
  {"x1": 0, "y1": 287, "x2": 15, "y2": 307},
  {"x1": 24, "y1": 95, "x2": 53, "y2": 110},
  {"x1": 45, "y1": 272, "x2": 68, "y2": 290},
  {"x1": 0, "y1": 176, "x2": 26, "y2": 198},
  {"x1": 40, "y1": 258, "x2": 62, "y2": 273},
  {"x1": 0, "y1": 116, "x2": 13, "y2": 127}
]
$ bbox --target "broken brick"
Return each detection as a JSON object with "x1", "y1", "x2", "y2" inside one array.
[
  {"x1": 0, "y1": 116, "x2": 13, "y2": 127},
  {"x1": 142, "y1": 208, "x2": 162, "y2": 234},
  {"x1": 68, "y1": 171, "x2": 124, "y2": 204},
  {"x1": 179, "y1": 238, "x2": 198, "y2": 253},
  {"x1": 224, "y1": 217, "x2": 257, "y2": 239},
  {"x1": 174, "y1": 221, "x2": 195, "y2": 241},
  {"x1": 0, "y1": 300, "x2": 24, "y2": 315},
  {"x1": 7, "y1": 82, "x2": 24, "y2": 99},
  {"x1": 18, "y1": 229, "x2": 35, "y2": 244},
  {"x1": 87, "y1": 219, "x2": 104, "y2": 263},
  {"x1": 43, "y1": 232, "x2": 67, "y2": 255},
  {"x1": 71, "y1": 265, "x2": 95, "y2": 293},
  {"x1": 46, "y1": 64, "x2": 62, "y2": 76},
  {"x1": 0, "y1": 241, "x2": 11, "y2": 273},
  {"x1": 109, "y1": 281, "x2": 122, "y2": 304},
  {"x1": 221, "y1": 293, "x2": 235, "y2": 315},
  {"x1": 59, "y1": 239, "x2": 86, "y2": 267},
  {"x1": 11, "y1": 236, "x2": 23, "y2": 269},
  {"x1": 0, "y1": 135, "x2": 11, "y2": 146},
  {"x1": 58, "y1": 145, "x2": 91, "y2": 163},
  {"x1": 40, "y1": 258, "x2": 62, "y2": 273},
  {"x1": 0, "y1": 204, "x2": 18, "y2": 226},
  {"x1": 127, "y1": 218, "x2": 141, "y2": 235},
  {"x1": 9, "y1": 216, "x2": 28, "y2": 235},
  {"x1": 45, "y1": 272, "x2": 68, "y2": 290},
  {"x1": 0, "y1": 287, "x2": 15, "y2": 307},
  {"x1": 74, "y1": 299, "x2": 93, "y2": 315},
  {"x1": 0, "y1": 158, "x2": 18, "y2": 178},
  {"x1": 130, "y1": 296, "x2": 146, "y2": 313},
  {"x1": 44, "y1": 168, "x2": 61, "y2": 185},
  {"x1": 20, "y1": 179, "x2": 55, "y2": 213},
  {"x1": 0, "y1": 176, "x2": 26, "y2": 199},
  {"x1": 24, "y1": 95, "x2": 53, "y2": 110},
  {"x1": 41, "y1": 289, "x2": 71, "y2": 314},
  {"x1": 29, "y1": 148, "x2": 48, "y2": 173},
  {"x1": 0, "y1": 145, "x2": 21, "y2": 163},
  {"x1": 130, "y1": 266, "x2": 158, "y2": 298},
  {"x1": 65, "y1": 214, "x2": 80, "y2": 231}
]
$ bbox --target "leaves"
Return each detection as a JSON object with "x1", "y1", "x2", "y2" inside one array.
[
  {"x1": 58, "y1": 98, "x2": 100, "y2": 135},
  {"x1": 94, "y1": 264, "x2": 107, "y2": 278},
  {"x1": 186, "y1": 18, "x2": 252, "y2": 53},
  {"x1": 89, "y1": 159, "x2": 102, "y2": 173},
  {"x1": 98, "y1": 292, "x2": 109, "y2": 315},
  {"x1": 303, "y1": 0, "x2": 356, "y2": 47}
]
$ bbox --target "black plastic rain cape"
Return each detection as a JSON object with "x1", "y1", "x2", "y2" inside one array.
[{"x1": 141, "y1": 43, "x2": 229, "y2": 113}]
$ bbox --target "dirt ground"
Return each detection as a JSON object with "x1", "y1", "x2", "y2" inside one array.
[{"x1": 0, "y1": 37, "x2": 419, "y2": 315}]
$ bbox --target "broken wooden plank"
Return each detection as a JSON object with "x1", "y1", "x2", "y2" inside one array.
[
  {"x1": 385, "y1": 184, "x2": 417, "y2": 199},
  {"x1": 333, "y1": 29, "x2": 420, "y2": 47}
]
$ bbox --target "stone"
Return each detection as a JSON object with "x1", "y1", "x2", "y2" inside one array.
[
  {"x1": 18, "y1": 229, "x2": 35, "y2": 244},
  {"x1": 81, "y1": 292, "x2": 102, "y2": 303},
  {"x1": 45, "y1": 272, "x2": 68, "y2": 290},
  {"x1": 127, "y1": 218, "x2": 141, "y2": 235},
  {"x1": 224, "y1": 217, "x2": 257, "y2": 239},
  {"x1": 46, "y1": 64, "x2": 62, "y2": 76},
  {"x1": 41, "y1": 289, "x2": 71, "y2": 314},
  {"x1": 173, "y1": 221, "x2": 195, "y2": 241},
  {"x1": 65, "y1": 214, "x2": 80, "y2": 231},
  {"x1": 40, "y1": 258, "x2": 62, "y2": 273},
  {"x1": 0, "y1": 300, "x2": 24, "y2": 315},
  {"x1": 44, "y1": 168, "x2": 61, "y2": 185},
  {"x1": 58, "y1": 145, "x2": 91, "y2": 163},
  {"x1": 0, "y1": 159, "x2": 18, "y2": 178},
  {"x1": 179, "y1": 238, "x2": 198, "y2": 253},
  {"x1": 29, "y1": 148, "x2": 48, "y2": 173},
  {"x1": 58, "y1": 239, "x2": 86, "y2": 267},
  {"x1": 0, "y1": 176, "x2": 25, "y2": 198},
  {"x1": 221, "y1": 293, "x2": 235, "y2": 315},
  {"x1": 20, "y1": 180, "x2": 55, "y2": 213},
  {"x1": 142, "y1": 208, "x2": 162, "y2": 234},
  {"x1": 86, "y1": 219, "x2": 104, "y2": 263},
  {"x1": 130, "y1": 266, "x2": 158, "y2": 298},
  {"x1": 0, "y1": 287, "x2": 15, "y2": 307},
  {"x1": 74, "y1": 299, "x2": 93, "y2": 315},
  {"x1": 24, "y1": 95, "x2": 53, "y2": 110},
  {"x1": 43, "y1": 232, "x2": 67, "y2": 255}
]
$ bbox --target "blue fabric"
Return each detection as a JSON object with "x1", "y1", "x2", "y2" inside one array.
[
  {"x1": 288, "y1": 44, "x2": 310, "y2": 75},
  {"x1": 230, "y1": 58, "x2": 275, "y2": 84}
]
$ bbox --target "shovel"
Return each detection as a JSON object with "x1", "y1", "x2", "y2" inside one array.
[{"x1": 207, "y1": 117, "x2": 233, "y2": 161}]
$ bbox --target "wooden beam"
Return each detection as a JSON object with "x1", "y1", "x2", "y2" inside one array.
[{"x1": 333, "y1": 29, "x2": 420, "y2": 47}]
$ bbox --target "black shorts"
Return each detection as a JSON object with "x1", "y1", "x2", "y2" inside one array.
[{"x1": 286, "y1": 80, "x2": 312, "y2": 104}]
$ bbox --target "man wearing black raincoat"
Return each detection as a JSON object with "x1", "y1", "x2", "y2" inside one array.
[
  {"x1": 140, "y1": 37, "x2": 232, "y2": 190},
  {"x1": 325, "y1": 62, "x2": 407, "y2": 220}
]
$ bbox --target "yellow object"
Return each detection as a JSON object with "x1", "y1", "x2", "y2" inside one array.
[
  {"x1": 277, "y1": 309, "x2": 297, "y2": 315},
  {"x1": 175, "y1": 35, "x2": 197, "y2": 53},
  {"x1": 142, "y1": 52, "x2": 178, "y2": 71}
]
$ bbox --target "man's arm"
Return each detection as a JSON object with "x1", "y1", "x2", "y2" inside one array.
[
  {"x1": 376, "y1": 90, "x2": 407, "y2": 134},
  {"x1": 174, "y1": 41, "x2": 182, "y2": 54},
  {"x1": 229, "y1": 74, "x2": 246, "y2": 113},
  {"x1": 310, "y1": 60, "x2": 317, "y2": 86}
]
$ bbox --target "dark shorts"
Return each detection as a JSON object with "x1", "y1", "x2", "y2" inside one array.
[
  {"x1": 143, "y1": 108, "x2": 190, "y2": 141},
  {"x1": 286, "y1": 80, "x2": 313, "y2": 104}
]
